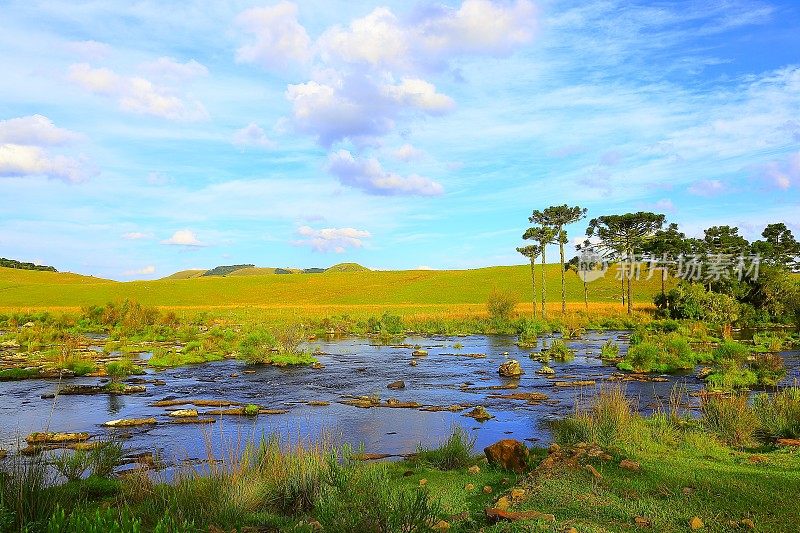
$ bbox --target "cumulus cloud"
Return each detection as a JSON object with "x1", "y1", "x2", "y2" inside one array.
[
  {"x1": 318, "y1": 0, "x2": 537, "y2": 72},
  {"x1": 393, "y1": 143, "x2": 425, "y2": 162},
  {"x1": 124, "y1": 265, "x2": 156, "y2": 276},
  {"x1": 122, "y1": 232, "x2": 150, "y2": 240},
  {"x1": 233, "y1": 122, "x2": 275, "y2": 149},
  {"x1": 286, "y1": 74, "x2": 453, "y2": 146},
  {"x1": 0, "y1": 116, "x2": 92, "y2": 183},
  {"x1": 140, "y1": 57, "x2": 208, "y2": 81},
  {"x1": 161, "y1": 229, "x2": 205, "y2": 246},
  {"x1": 68, "y1": 63, "x2": 208, "y2": 121},
  {"x1": 327, "y1": 150, "x2": 444, "y2": 196},
  {"x1": 0, "y1": 115, "x2": 81, "y2": 146},
  {"x1": 688, "y1": 179, "x2": 726, "y2": 196},
  {"x1": 294, "y1": 225, "x2": 370, "y2": 253},
  {"x1": 235, "y1": 2, "x2": 312, "y2": 71}
]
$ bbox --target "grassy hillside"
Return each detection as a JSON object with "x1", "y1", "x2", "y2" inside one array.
[
  {"x1": 0, "y1": 264, "x2": 666, "y2": 315},
  {"x1": 160, "y1": 269, "x2": 205, "y2": 280},
  {"x1": 326, "y1": 262, "x2": 370, "y2": 272}
]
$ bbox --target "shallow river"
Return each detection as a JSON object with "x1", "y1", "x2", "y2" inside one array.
[{"x1": 1, "y1": 332, "x2": 798, "y2": 466}]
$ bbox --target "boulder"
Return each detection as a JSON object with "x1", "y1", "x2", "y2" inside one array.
[
  {"x1": 387, "y1": 380, "x2": 405, "y2": 390},
  {"x1": 498, "y1": 360, "x2": 524, "y2": 377},
  {"x1": 484, "y1": 439, "x2": 529, "y2": 473},
  {"x1": 0, "y1": 449, "x2": 7, "y2": 460},
  {"x1": 311, "y1": 362, "x2": 325, "y2": 369},
  {"x1": 412, "y1": 349, "x2": 428, "y2": 357},
  {"x1": 409, "y1": 360, "x2": 418, "y2": 366},
  {"x1": 468, "y1": 465, "x2": 481, "y2": 475}
]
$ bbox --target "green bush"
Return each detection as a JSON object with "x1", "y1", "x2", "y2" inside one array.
[
  {"x1": 413, "y1": 426, "x2": 475, "y2": 470},
  {"x1": 486, "y1": 288, "x2": 518, "y2": 322},
  {"x1": 656, "y1": 282, "x2": 740, "y2": 324},
  {"x1": 600, "y1": 339, "x2": 620, "y2": 359},
  {"x1": 547, "y1": 339, "x2": 574, "y2": 361}
]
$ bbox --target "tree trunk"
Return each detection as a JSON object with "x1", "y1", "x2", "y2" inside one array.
[
  {"x1": 621, "y1": 277, "x2": 625, "y2": 306},
  {"x1": 661, "y1": 269, "x2": 666, "y2": 298},
  {"x1": 559, "y1": 239, "x2": 566, "y2": 314},
  {"x1": 529, "y1": 258, "x2": 537, "y2": 319},
  {"x1": 626, "y1": 248, "x2": 633, "y2": 315},
  {"x1": 583, "y1": 280, "x2": 588, "y2": 311},
  {"x1": 540, "y1": 247, "x2": 547, "y2": 319}
]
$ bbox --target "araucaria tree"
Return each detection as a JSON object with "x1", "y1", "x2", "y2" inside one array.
[
  {"x1": 523, "y1": 226, "x2": 558, "y2": 319},
  {"x1": 530, "y1": 205, "x2": 587, "y2": 313},
  {"x1": 586, "y1": 212, "x2": 665, "y2": 314},
  {"x1": 516, "y1": 245, "x2": 542, "y2": 318}
]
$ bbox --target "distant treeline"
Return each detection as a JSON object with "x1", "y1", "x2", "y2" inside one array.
[{"x1": 0, "y1": 258, "x2": 57, "y2": 272}]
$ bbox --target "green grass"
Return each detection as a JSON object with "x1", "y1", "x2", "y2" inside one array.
[
  {"x1": 148, "y1": 347, "x2": 224, "y2": 368},
  {"x1": 412, "y1": 426, "x2": 476, "y2": 470},
  {"x1": 0, "y1": 367, "x2": 39, "y2": 380},
  {"x1": 0, "y1": 264, "x2": 666, "y2": 312}
]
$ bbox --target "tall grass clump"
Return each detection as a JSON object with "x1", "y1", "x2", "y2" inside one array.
[
  {"x1": 547, "y1": 338, "x2": 574, "y2": 361},
  {"x1": 486, "y1": 288, "x2": 518, "y2": 323},
  {"x1": 552, "y1": 387, "x2": 642, "y2": 449},
  {"x1": 700, "y1": 394, "x2": 758, "y2": 448},
  {"x1": 0, "y1": 451, "x2": 58, "y2": 530},
  {"x1": 315, "y1": 457, "x2": 441, "y2": 533},
  {"x1": 753, "y1": 387, "x2": 800, "y2": 440},
  {"x1": 412, "y1": 426, "x2": 475, "y2": 470}
]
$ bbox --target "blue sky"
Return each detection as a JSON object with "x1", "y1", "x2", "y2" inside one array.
[{"x1": 0, "y1": 0, "x2": 798, "y2": 280}]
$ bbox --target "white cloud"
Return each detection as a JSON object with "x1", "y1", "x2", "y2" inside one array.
[
  {"x1": 383, "y1": 78, "x2": 455, "y2": 114},
  {"x1": 294, "y1": 225, "x2": 370, "y2": 253},
  {"x1": 122, "y1": 232, "x2": 150, "y2": 240},
  {"x1": 161, "y1": 229, "x2": 205, "y2": 246},
  {"x1": 327, "y1": 150, "x2": 444, "y2": 196},
  {"x1": 124, "y1": 265, "x2": 156, "y2": 276},
  {"x1": 140, "y1": 57, "x2": 208, "y2": 81},
  {"x1": 318, "y1": 0, "x2": 537, "y2": 72},
  {"x1": 688, "y1": 179, "x2": 726, "y2": 196},
  {"x1": 0, "y1": 115, "x2": 82, "y2": 146},
  {"x1": 235, "y1": 2, "x2": 312, "y2": 71},
  {"x1": 68, "y1": 63, "x2": 208, "y2": 121},
  {"x1": 0, "y1": 143, "x2": 90, "y2": 183},
  {"x1": 393, "y1": 143, "x2": 425, "y2": 162},
  {"x1": 232, "y1": 122, "x2": 275, "y2": 149}
]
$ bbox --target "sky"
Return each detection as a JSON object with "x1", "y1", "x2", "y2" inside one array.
[{"x1": 0, "y1": 0, "x2": 798, "y2": 280}]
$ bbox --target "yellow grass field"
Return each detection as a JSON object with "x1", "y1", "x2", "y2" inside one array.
[{"x1": 0, "y1": 264, "x2": 665, "y2": 321}]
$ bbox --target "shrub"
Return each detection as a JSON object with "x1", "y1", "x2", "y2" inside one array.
[
  {"x1": 106, "y1": 359, "x2": 141, "y2": 381},
  {"x1": 600, "y1": 339, "x2": 620, "y2": 359},
  {"x1": 239, "y1": 328, "x2": 277, "y2": 365},
  {"x1": 547, "y1": 339, "x2": 574, "y2": 361},
  {"x1": 62, "y1": 358, "x2": 96, "y2": 376},
  {"x1": 244, "y1": 404, "x2": 260, "y2": 416},
  {"x1": 700, "y1": 394, "x2": 757, "y2": 448},
  {"x1": 486, "y1": 288, "x2": 518, "y2": 322},
  {"x1": 750, "y1": 353, "x2": 786, "y2": 386},
  {"x1": 413, "y1": 426, "x2": 475, "y2": 470},
  {"x1": 657, "y1": 282, "x2": 740, "y2": 325}
]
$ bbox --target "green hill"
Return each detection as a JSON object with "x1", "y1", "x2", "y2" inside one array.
[
  {"x1": 0, "y1": 263, "x2": 665, "y2": 313},
  {"x1": 161, "y1": 270, "x2": 206, "y2": 280},
  {"x1": 326, "y1": 263, "x2": 370, "y2": 273}
]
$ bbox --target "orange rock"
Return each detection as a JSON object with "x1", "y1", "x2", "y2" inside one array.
[
  {"x1": 484, "y1": 439, "x2": 530, "y2": 473},
  {"x1": 485, "y1": 508, "x2": 555, "y2": 523},
  {"x1": 689, "y1": 516, "x2": 704, "y2": 530}
]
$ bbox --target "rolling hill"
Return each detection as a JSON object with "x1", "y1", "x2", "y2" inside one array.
[{"x1": 0, "y1": 264, "x2": 666, "y2": 315}]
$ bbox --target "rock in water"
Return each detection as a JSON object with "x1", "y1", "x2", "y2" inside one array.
[
  {"x1": 464, "y1": 406, "x2": 494, "y2": 421},
  {"x1": 387, "y1": 380, "x2": 405, "y2": 390},
  {"x1": 498, "y1": 360, "x2": 524, "y2": 377},
  {"x1": 484, "y1": 439, "x2": 530, "y2": 473},
  {"x1": 168, "y1": 409, "x2": 198, "y2": 418},
  {"x1": 536, "y1": 365, "x2": 555, "y2": 375}
]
